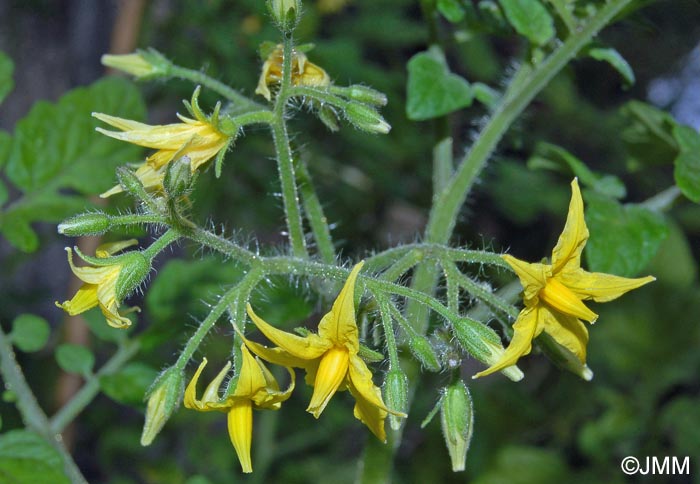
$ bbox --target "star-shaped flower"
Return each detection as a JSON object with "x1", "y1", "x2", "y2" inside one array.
[
  {"x1": 475, "y1": 179, "x2": 655, "y2": 378},
  {"x1": 93, "y1": 92, "x2": 230, "y2": 197},
  {"x1": 241, "y1": 262, "x2": 405, "y2": 441},
  {"x1": 56, "y1": 240, "x2": 149, "y2": 328},
  {"x1": 184, "y1": 346, "x2": 294, "y2": 473}
]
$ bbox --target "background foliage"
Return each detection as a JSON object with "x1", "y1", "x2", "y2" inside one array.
[{"x1": 0, "y1": 0, "x2": 699, "y2": 482}]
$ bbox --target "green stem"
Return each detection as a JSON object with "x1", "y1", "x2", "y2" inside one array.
[
  {"x1": 380, "y1": 250, "x2": 425, "y2": 282},
  {"x1": 49, "y1": 341, "x2": 140, "y2": 434},
  {"x1": 169, "y1": 64, "x2": 264, "y2": 112},
  {"x1": 174, "y1": 267, "x2": 264, "y2": 371},
  {"x1": 271, "y1": 36, "x2": 308, "y2": 258},
  {"x1": 444, "y1": 260, "x2": 519, "y2": 319},
  {"x1": 0, "y1": 328, "x2": 88, "y2": 484},
  {"x1": 377, "y1": 297, "x2": 400, "y2": 369},
  {"x1": 142, "y1": 229, "x2": 180, "y2": 259},
  {"x1": 296, "y1": 158, "x2": 336, "y2": 263},
  {"x1": 426, "y1": 0, "x2": 636, "y2": 245}
]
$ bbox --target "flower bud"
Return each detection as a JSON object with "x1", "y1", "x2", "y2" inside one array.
[
  {"x1": 440, "y1": 379, "x2": 473, "y2": 472},
  {"x1": 267, "y1": 0, "x2": 302, "y2": 31},
  {"x1": 141, "y1": 367, "x2": 184, "y2": 446},
  {"x1": 58, "y1": 212, "x2": 111, "y2": 236},
  {"x1": 343, "y1": 102, "x2": 391, "y2": 134},
  {"x1": 164, "y1": 155, "x2": 192, "y2": 198},
  {"x1": 345, "y1": 85, "x2": 388, "y2": 106},
  {"x1": 114, "y1": 251, "x2": 151, "y2": 301},
  {"x1": 537, "y1": 332, "x2": 593, "y2": 381},
  {"x1": 383, "y1": 368, "x2": 408, "y2": 430},
  {"x1": 408, "y1": 334, "x2": 441, "y2": 372},
  {"x1": 452, "y1": 317, "x2": 523, "y2": 382},
  {"x1": 101, "y1": 49, "x2": 170, "y2": 80}
]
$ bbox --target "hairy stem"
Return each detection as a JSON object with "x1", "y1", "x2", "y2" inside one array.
[{"x1": 296, "y1": 158, "x2": 336, "y2": 263}]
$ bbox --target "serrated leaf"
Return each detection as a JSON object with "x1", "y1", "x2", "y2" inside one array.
[
  {"x1": 56, "y1": 344, "x2": 95, "y2": 376},
  {"x1": 100, "y1": 362, "x2": 158, "y2": 406},
  {"x1": 586, "y1": 46, "x2": 635, "y2": 88},
  {"x1": 437, "y1": 0, "x2": 465, "y2": 22},
  {"x1": 0, "y1": 51, "x2": 14, "y2": 105},
  {"x1": 0, "y1": 430, "x2": 70, "y2": 484},
  {"x1": 585, "y1": 194, "x2": 669, "y2": 277},
  {"x1": 10, "y1": 314, "x2": 50, "y2": 353},
  {"x1": 527, "y1": 142, "x2": 626, "y2": 199},
  {"x1": 500, "y1": 0, "x2": 555, "y2": 46},
  {"x1": 672, "y1": 124, "x2": 700, "y2": 203},
  {"x1": 6, "y1": 77, "x2": 145, "y2": 194},
  {"x1": 406, "y1": 47, "x2": 473, "y2": 121}
]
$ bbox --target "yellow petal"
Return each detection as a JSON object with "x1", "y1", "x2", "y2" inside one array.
[
  {"x1": 540, "y1": 277, "x2": 598, "y2": 323},
  {"x1": 98, "y1": 301, "x2": 133, "y2": 329},
  {"x1": 56, "y1": 284, "x2": 99, "y2": 316},
  {"x1": 297, "y1": 60, "x2": 330, "y2": 88},
  {"x1": 346, "y1": 355, "x2": 400, "y2": 441},
  {"x1": 501, "y1": 255, "x2": 548, "y2": 302},
  {"x1": 250, "y1": 361, "x2": 295, "y2": 409},
  {"x1": 95, "y1": 119, "x2": 200, "y2": 150},
  {"x1": 473, "y1": 306, "x2": 542, "y2": 378},
  {"x1": 317, "y1": 262, "x2": 364, "y2": 350},
  {"x1": 66, "y1": 248, "x2": 120, "y2": 284},
  {"x1": 539, "y1": 305, "x2": 589, "y2": 363},
  {"x1": 246, "y1": 303, "x2": 329, "y2": 360},
  {"x1": 203, "y1": 361, "x2": 232, "y2": 403},
  {"x1": 227, "y1": 401, "x2": 254, "y2": 473},
  {"x1": 307, "y1": 347, "x2": 349, "y2": 418},
  {"x1": 92, "y1": 112, "x2": 153, "y2": 131},
  {"x1": 550, "y1": 178, "x2": 589, "y2": 274},
  {"x1": 240, "y1": 334, "x2": 314, "y2": 371},
  {"x1": 233, "y1": 347, "x2": 266, "y2": 398},
  {"x1": 558, "y1": 269, "x2": 655, "y2": 303},
  {"x1": 184, "y1": 359, "x2": 209, "y2": 410},
  {"x1": 255, "y1": 58, "x2": 275, "y2": 100}
]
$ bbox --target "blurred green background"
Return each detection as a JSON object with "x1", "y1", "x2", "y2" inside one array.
[{"x1": 0, "y1": 0, "x2": 699, "y2": 482}]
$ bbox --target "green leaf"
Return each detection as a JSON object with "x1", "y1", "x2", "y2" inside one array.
[
  {"x1": 620, "y1": 101, "x2": 677, "y2": 169},
  {"x1": 6, "y1": 77, "x2": 145, "y2": 194},
  {"x1": 0, "y1": 51, "x2": 14, "y2": 105},
  {"x1": 527, "y1": 142, "x2": 626, "y2": 199},
  {"x1": 0, "y1": 77, "x2": 145, "y2": 251},
  {"x1": 0, "y1": 430, "x2": 70, "y2": 484},
  {"x1": 647, "y1": 219, "x2": 697, "y2": 287},
  {"x1": 472, "y1": 82, "x2": 500, "y2": 109},
  {"x1": 586, "y1": 46, "x2": 635, "y2": 88},
  {"x1": 55, "y1": 344, "x2": 95, "y2": 376},
  {"x1": 437, "y1": 0, "x2": 465, "y2": 23},
  {"x1": 585, "y1": 193, "x2": 669, "y2": 277},
  {"x1": 10, "y1": 314, "x2": 50, "y2": 353},
  {"x1": 499, "y1": 0, "x2": 555, "y2": 46},
  {"x1": 100, "y1": 362, "x2": 158, "y2": 406},
  {"x1": 406, "y1": 47, "x2": 473, "y2": 121},
  {"x1": 672, "y1": 124, "x2": 700, "y2": 203}
]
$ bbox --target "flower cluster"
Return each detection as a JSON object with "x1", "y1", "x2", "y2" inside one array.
[
  {"x1": 185, "y1": 262, "x2": 405, "y2": 473},
  {"x1": 255, "y1": 44, "x2": 330, "y2": 101}
]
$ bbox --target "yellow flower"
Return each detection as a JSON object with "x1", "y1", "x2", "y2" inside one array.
[
  {"x1": 241, "y1": 262, "x2": 406, "y2": 442},
  {"x1": 56, "y1": 240, "x2": 148, "y2": 328},
  {"x1": 93, "y1": 110, "x2": 228, "y2": 197},
  {"x1": 255, "y1": 44, "x2": 331, "y2": 101},
  {"x1": 475, "y1": 179, "x2": 655, "y2": 378},
  {"x1": 184, "y1": 347, "x2": 294, "y2": 473}
]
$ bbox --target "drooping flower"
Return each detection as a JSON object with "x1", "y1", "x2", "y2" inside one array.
[
  {"x1": 184, "y1": 346, "x2": 294, "y2": 473},
  {"x1": 255, "y1": 44, "x2": 330, "y2": 101},
  {"x1": 93, "y1": 91, "x2": 230, "y2": 197},
  {"x1": 56, "y1": 240, "x2": 150, "y2": 328},
  {"x1": 474, "y1": 179, "x2": 655, "y2": 378},
  {"x1": 241, "y1": 262, "x2": 406, "y2": 441}
]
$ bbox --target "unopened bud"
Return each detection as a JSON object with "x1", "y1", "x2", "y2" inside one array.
[
  {"x1": 452, "y1": 317, "x2": 523, "y2": 382},
  {"x1": 114, "y1": 251, "x2": 151, "y2": 301},
  {"x1": 101, "y1": 49, "x2": 170, "y2": 80},
  {"x1": 268, "y1": 0, "x2": 302, "y2": 31},
  {"x1": 343, "y1": 102, "x2": 391, "y2": 134},
  {"x1": 383, "y1": 368, "x2": 408, "y2": 430},
  {"x1": 141, "y1": 367, "x2": 184, "y2": 446},
  {"x1": 345, "y1": 85, "x2": 388, "y2": 106},
  {"x1": 408, "y1": 334, "x2": 441, "y2": 372},
  {"x1": 58, "y1": 212, "x2": 111, "y2": 236},
  {"x1": 164, "y1": 156, "x2": 192, "y2": 198},
  {"x1": 440, "y1": 379, "x2": 473, "y2": 472},
  {"x1": 537, "y1": 332, "x2": 593, "y2": 381}
]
